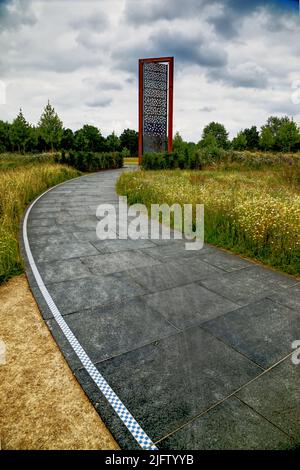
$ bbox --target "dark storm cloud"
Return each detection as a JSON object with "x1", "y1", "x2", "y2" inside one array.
[
  {"x1": 124, "y1": 0, "x2": 267, "y2": 25},
  {"x1": 113, "y1": 28, "x2": 227, "y2": 74},
  {"x1": 124, "y1": 0, "x2": 297, "y2": 38},
  {"x1": 150, "y1": 30, "x2": 227, "y2": 67},
  {"x1": 0, "y1": 0, "x2": 36, "y2": 30}
]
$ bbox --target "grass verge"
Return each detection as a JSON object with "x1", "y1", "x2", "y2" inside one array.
[
  {"x1": 116, "y1": 168, "x2": 300, "y2": 276},
  {"x1": 0, "y1": 275, "x2": 118, "y2": 450},
  {"x1": 0, "y1": 163, "x2": 81, "y2": 283}
]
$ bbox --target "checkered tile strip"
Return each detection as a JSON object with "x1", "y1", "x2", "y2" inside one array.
[{"x1": 23, "y1": 186, "x2": 158, "y2": 451}]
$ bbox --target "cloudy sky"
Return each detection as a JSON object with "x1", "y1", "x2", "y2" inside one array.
[{"x1": 0, "y1": 0, "x2": 299, "y2": 141}]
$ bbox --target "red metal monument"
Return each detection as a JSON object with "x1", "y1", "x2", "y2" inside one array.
[{"x1": 138, "y1": 57, "x2": 174, "y2": 164}]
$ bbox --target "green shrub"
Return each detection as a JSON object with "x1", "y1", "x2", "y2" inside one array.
[
  {"x1": 59, "y1": 151, "x2": 123, "y2": 172},
  {"x1": 141, "y1": 149, "x2": 300, "y2": 171}
]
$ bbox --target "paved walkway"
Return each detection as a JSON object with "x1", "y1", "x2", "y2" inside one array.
[{"x1": 22, "y1": 168, "x2": 300, "y2": 450}]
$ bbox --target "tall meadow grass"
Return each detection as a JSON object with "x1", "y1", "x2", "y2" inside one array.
[
  {"x1": 116, "y1": 168, "x2": 300, "y2": 276},
  {"x1": 0, "y1": 163, "x2": 80, "y2": 283}
]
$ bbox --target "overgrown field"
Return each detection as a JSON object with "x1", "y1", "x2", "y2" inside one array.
[
  {"x1": 0, "y1": 152, "x2": 58, "y2": 170},
  {"x1": 0, "y1": 163, "x2": 81, "y2": 283},
  {"x1": 116, "y1": 164, "x2": 300, "y2": 276}
]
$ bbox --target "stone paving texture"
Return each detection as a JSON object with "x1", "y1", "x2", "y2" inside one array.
[{"x1": 22, "y1": 168, "x2": 300, "y2": 450}]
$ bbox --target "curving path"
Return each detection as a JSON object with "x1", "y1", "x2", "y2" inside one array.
[{"x1": 21, "y1": 168, "x2": 300, "y2": 450}]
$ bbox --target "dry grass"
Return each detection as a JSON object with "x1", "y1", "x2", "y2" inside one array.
[{"x1": 0, "y1": 275, "x2": 119, "y2": 450}]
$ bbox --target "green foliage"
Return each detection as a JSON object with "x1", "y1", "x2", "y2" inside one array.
[
  {"x1": 61, "y1": 128, "x2": 75, "y2": 150},
  {"x1": 232, "y1": 131, "x2": 247, "y2": 150},
  {"x1": 121, "y1": 147, "x2": 130, "y2": 158},
  {"x1": 259, "y1": 116, "x2": 300, "y2": 151},
  {"x1": 9, "y1": 109, "x2": 31, "y2": 153},
  {"x1": 62, "y1": 151, "x2": 123, "y2": 172},
  {"x1": 142, "y1": 148, "x2": 300, "y2": 171},
  {"x1": 243, "y1": 126, "x2": 260, "y2": 150},
  {"x1": 0, "y1": 152, "x2": 60, "y2": 170},
  {"x1": 0, "y1": 164, "x2": 80, "y2": 284},
  {"x1": 277, "y1": 120, "x2": 300, "y2": 152},
  {"x1": 38, "y1": 101, "x2": 63, "y2": 151},
  {"x1": 74, "y1": 124, "x2": 106, "y2": 152},
  {"x1": 106, "y1": 131, "x2": 120, "y2": 152},
  {"x1": 117, "y1": 167, "x2": 300, "y2": 276},
  {"x1": 0, "y1": 120, "x2": 12, "y2": 152},
  {"x1": 120, "y1": 129, "x2": 138, "y2": 156},
  {"x1": 200, "y1": 122, "x2": 229, "y2": 149}
]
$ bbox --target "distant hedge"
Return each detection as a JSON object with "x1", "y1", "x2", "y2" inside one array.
[
  {"x1": 58, "y1": 151, "x2": 123, "y2": 172},
  {"x1": 142, "y1": 150, "x2": 216, "y2": 170},
  {"x1": 141, "y1": 149, "x2": 300, "y2": 170}
]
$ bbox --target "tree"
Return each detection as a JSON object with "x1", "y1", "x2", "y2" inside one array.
[
  {"x1": 200, "y1": 122, "x2": 229, "y2": 149},
  {"x1": 74, "y1": 125, "x2": 105, "y2": 152},
  {"x1": 259, "y1": 126, "x2": 274, "y2": 151},
  {"x1": 231, "y1": 131, "x2": 247, "y2": 150},
  {"x1": 243, "y1": 126, "x2": 259, "y2": 150},
  {"x1": 173, "y1": 131, "x2": 184, "y2": 151},
  {"x1": 0, "y1": 120, "x2": 11, "y2": 152},
  {"x1": 120, "y1": 129, "x2": 138, "y2": 156},
  {"x1": 259, "y1": 116, "x2": 300, "y2": 151},
  {"x1": 277, "y1": 120, "x2": 300, "y2": 152},
  {"x1": 38, "y1": 101, "x2": 63, "y2": 152},
  {"x1": 106, "y1": 131, "x2": 120, "y2": 152},
  {"x1": 61, "y1": 128, "x2": 75, "y2": 150},
  {"x1": 9, "y1": 109, "x2": 30, "y2": 153}
]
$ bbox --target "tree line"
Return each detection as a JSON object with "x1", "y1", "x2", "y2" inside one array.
[
  {"x1": 195, "y1": 117, "x2": 300, "y2": 153},
  {"x1": 0, "y1": 101, "x2": 138, "y2": 155},
  {"x1": 1, "y1": 101, "x2": 299, "y2": 155}
]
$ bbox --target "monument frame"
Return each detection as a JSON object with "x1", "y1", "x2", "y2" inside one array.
[{"x1": 138, "y1": 56, "x2": 174, "y2": 164}]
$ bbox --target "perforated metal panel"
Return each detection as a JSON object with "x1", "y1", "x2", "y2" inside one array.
[{"x1": 143, "y1": 62, "x2": 168, "y2": 153}]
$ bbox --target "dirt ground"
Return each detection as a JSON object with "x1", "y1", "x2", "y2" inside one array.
[{"x1": 0, "y1": 275, "x2": 119, "y2": 450}]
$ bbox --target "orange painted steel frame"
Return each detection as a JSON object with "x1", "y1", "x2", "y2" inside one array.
[{"x1": 138, "y1": 57, "x2": 174, "y2": 165}]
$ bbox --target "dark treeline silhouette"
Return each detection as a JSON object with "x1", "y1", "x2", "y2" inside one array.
[
  {"x1": 1, "y1": 102, "x2": 300, "y2": 155},
  {"x1": 0, "y1": 101, "x2": 138, "y2": 156}
]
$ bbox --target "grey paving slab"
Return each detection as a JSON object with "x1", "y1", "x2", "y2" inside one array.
[
  {"x1": 127, "y1": 259, "x2": 222, "y2": 293},
  {"x1": 202, "y1": 298, "x2": 300, "y2": 369},
  {"x1": 237, "y1": 358, "x2": 300, "y2": 441},
  {"x1": 34, "y1": 241, "x2": 99, "y2": 263},
  {"x1": 37, "y1": 258, "x2": 93, "y2": 284},
  {"x1": 73, "y1": 230, "x2": 107, "y2": 244},
  {"x1": 268, "y1": 283, "x2": 300, "y2": 313},
  {"x1": 81, "y1": 250, "x2": 161, "y2": 276},
  {"x1": 140, "y1": 243, "x2": 213, "y2": 263},
  {"x1": 143, "y1": 283, "x2": 239, "y2": 330},
  {"x1": 197, "y1": 249, "x2": 253, "y2": 272},
  {"x1": 74, "y1": 367, "x2": 141, "y2": 449},
  {"x1": 46, "y1": 273, "x2": 148, "y2": 315},
  {"x1": 159, "y1": 396, "x2": 293, "y2": 450},
  {"x1": 91, "y1": 327, "x2": 260, "y2": 442},
  {"x1": 48, "y1": 297, "x2": 177, "y2": 367},
  {"x1": 28, "y1": 231, "x2": 78, "y2": 247},
  {"x1": 28, "y1": 217, "x2": 57, "y2": 227},
  {"x1": 200, "y1": 265, "x2": 296, "y2": 306},
  {"x1": 92, "y1": 238, "x2": 156, "y2": 253},
  {"x1": 28, "y1": 224, "x2": 65, "y2": 235}
]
